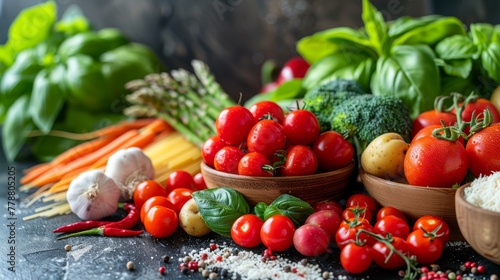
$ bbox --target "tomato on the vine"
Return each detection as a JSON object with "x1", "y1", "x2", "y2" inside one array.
[
  {"x1": 406, "y1": 229, "x2": 444, "y2": 265},
  {"x1": 342, "y1": 206, "x2": 372, "y2": 224},
  {"x1": 167, "y1": 187, "x2": 193, "y2": 214},
  {"x1": 411, "y1": 124, "x2": 464, "y2": 145},
  {"x1": 216, "y1": 105, "x2": 255, "y2": 146},
  {"x1": 238, "y1": 152, "x2": 273, "y2": 176},
  {"x1": 282, "y1": 145, "x2": 318, "y2": 176},
  {"x1": 214, "y1": 146, "x2": 245, "y2": 174},
  {"x1": 248, "y1": 101, "x2": 285, "y2": 124},
  {"x1": 466, "y1": 123, "x2": 500, "y2": 177},
  {"x1": 373, "y1": 215, "x2": 410, "y2": 239},
  {"x1": 336, "y1": 219, "x2": 376, "y2": 250},
  {"x1": 282, "y1": 109, "x2": 320, "y2": 146},
  {"x1": 340, "y1": 242, "x2": 373, "y2": 274},
  {"x1": 376, "y1": 206, "x2": 407, "y2": 222},
  {"x1": 260, "y1": 215, "x2": 295, "y2": 252},
  {"x1": 231, "y1": 214, "x2": 264, "y2": 248},
  {"x1": 346, "y1": 193, "x2": 377, "y2": 217},
  {"x1": 202, "y1": 135, "x2": 226, "y2": 168},
  {"x1": 247, "y1": 119, "x2": 286, "y2": 160},
  {"x1": 371, "y1": 236, "x2": 409, "y2": 270},
  {"x1": 133, "y1": 180, "x2": 168, "y2": 210},
  {"x1": 165, "y1": 170, "x2": 194, "y2": 193},
  {"x1": 143, "y1": 205, "x2": 178, "y2": 238},
  {"x1": 413, "y1": 215, "x2": 450, "y2": 245},
  {"x1": 411, "y1": 110, "x2": 457, "y2": 139},
  {"x1": 312, "y1": 131, "x2": 354, "y2": 171},
  {"x1": 454, "y1": 98, "x2": 500, "y2": 128},
  {"x1": 404, "y1": 136, "x2": 468, "y2": 188}
]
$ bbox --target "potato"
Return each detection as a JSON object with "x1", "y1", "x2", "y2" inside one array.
[
  {"x1": 361, "y1": 132, "x2": 409, "y2": 180},
  {"x1": 178, "y1": 198, "x2": 211, "y2": 237}
]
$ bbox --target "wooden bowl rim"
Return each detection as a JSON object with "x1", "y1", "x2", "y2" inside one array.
[
  {"x1": 201, "y1": 160, "x2": 355, "y2": 181},
  {"x1": 455, "y1": 184, "x2": 500, "y2": 217}
]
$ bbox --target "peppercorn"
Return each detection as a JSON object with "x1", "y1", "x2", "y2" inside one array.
[
  {"x1": 158, "y1": 266, "x2": 166, "y2": 275},
  {"x1": 209, "y1": 272, "x2": 218, "y2": 280},
  {"x1": 322, "y1": 271, "x2": 330, "y2": 279},
  {"x1": 220, "y1": 268, "x2": 228, "y2": 277},
  {"x1": 491, "y1": 274, "x2": 498, "y2": 280},
  {"x1": 162, "y1": 255, "x2": 170, "y2": 263},
  {"x1": 64, "y1": 244, "x2": 72, "y2": 252},
  {"x1": 202, "y1": 269, "x2": 210, "y2": 278},
  {"x1": 300, "y1": 259, "x2": 308, "y2": 266},
  {"x1": 126, "y1": 261, "x2": 134, "y2": 270},
  {"x1": 284, "y1": 265, "x2": 291, "y2": 273}
]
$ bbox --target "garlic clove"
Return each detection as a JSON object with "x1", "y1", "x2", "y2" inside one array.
[{"x1": 67, "y1": 170, "x2": 121, "y2": 220}]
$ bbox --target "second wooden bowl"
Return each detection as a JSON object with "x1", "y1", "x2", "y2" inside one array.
[{"x1": 200, "y1": 161, "x2": 355, "y2": 206}]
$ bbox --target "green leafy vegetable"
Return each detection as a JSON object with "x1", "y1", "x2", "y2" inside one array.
[
  {"x1": 261, "y1": 194, "x2": 314, "y2": 227},
  {"x1": 192, "y1": 188, "x2": 250, "y2": 237},
  {"x1": 2, "y1": 96, "x2": 34, "y2": 162},
  {"x1": 253, "y1": 202, "x2": 267, "y2": 221}
]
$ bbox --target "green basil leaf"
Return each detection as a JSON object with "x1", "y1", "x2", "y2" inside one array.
[
  {"x1": 253, "y1": 202, "x2": 267, "y2": 221},
  {"x1": 55, "y1": 4, "x2": 90, "y2": 35},
  {"x1": 6, "y1": 1, "x2": 56, "y2": 55},
  {"x1": 302, "y1": 52, "x2": 375, "y2": 91},
  {"x1": 439, "y1": 75, "x2": 475, "y2": 97},
  {"x1": 0, "y1": 44, "x2": 14, "y2": 67},
  {"x1": 470, "y1": 23, "x2": 493, "y2": 49},
  {"x1": 371, "y1": 45, "x2": 440, "y2": 119},
  {"x1": 388, "y1": 15, "x2": 443, "y2": 38},
  {"x1": 391, "y1": 17, "x2": 466, "y2": 47},
  {"x1": 269, "y1": 79, "x2": 305, "y2": 100},
  {"x1": 2, "y1": 95, "x2": 34, "y2": 162},
  {"x1": 435, "y1": 58, "x2": 473, "y2": 79},
  {"x1": 29, "y1": 66, "x2": 66, "y2": 133},
  {"x1": 263, "y1": 194, "x2": 314, "y2": 227},
  {"x1": 192, "y1": 188, "x2": 250, "y2": 237},
  {"x1": 481, "y1": 42, "x2": 500, "y2": 83},
  {"x1": 362, "y1": 0, "x2": 388, "y2": 55},
  {"x1": 435, "y1": 35, "x2": 477, "y2": 60},
  {"x1": 492, "y1": 25, "x2": 500, "y2": 43}
]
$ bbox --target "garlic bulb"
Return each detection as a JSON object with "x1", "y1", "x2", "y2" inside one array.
[
  {"x1": 66, "y1": 170, "x2": 121, "y2": 220},
  {"x1": 105, "y1": 147, "x2": 155, "y2": 201}
]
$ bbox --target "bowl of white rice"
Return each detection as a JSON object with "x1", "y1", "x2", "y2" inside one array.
[{"x1": 455, "y1": 172, "x2": 500, "y2": 265}]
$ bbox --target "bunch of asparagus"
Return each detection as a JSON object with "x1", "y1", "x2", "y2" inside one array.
[{"x1": 124, "y1": 60, "x2": 235, "y2": 147}]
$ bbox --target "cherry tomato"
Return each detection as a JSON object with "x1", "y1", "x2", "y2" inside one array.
[
  {"x1": 406, "y1": 229, "x2": 444, "y2": 265},
  {"x1": 411, "y1": 110, "x2": 457, "y2": 139},
  {"x1": 373, "y1": 215, "x2": 410, "y2": 239},
  {"x1": 140, "y1": 196, "x2": 175, "y2": 223},
  {"x1": 201, "y1": 135, "x2": 226, "y2": 168},
  {"x1": 282, "y1": 145, "x2": 318, "y2": 176},
  {"x1": 167, "y1": 187, "x2": 193, "y2": 214},
  {"x1": 412, "y1": 124, "x2": 464, "y2": 145},
  {"x1": 376, "y1": 206, "x2": 407, "y2": 222},
  {"x1": 346, "y1": 193, "x2": 378, "y2": 217},
  {"x1": 413, "y1": 215, "x2": 450, "y2": 245},
  {"x1": 248, "y1": 101, "x2": 285, "y2": 124},
  {"x1": 453, "y1": 98, "x2": 500, "y2": 134},
  {"x1": 260, "y1": 215, "x2": 295, "y2": 252},
  {"x1": 313, "y1": 200, "x2": 344, "y2": 217},
  {"x1": 404, "y1": 136, "x2": 468, "y2": 188},
  {"x1": 466, "y1": 123, "x2": 500, "y2": 176},
  {"x1": 282, "y1": 109, "x2": 320, "y2": 146},
  {"x1": 340, "y1": 243, "x2": 373, "y2": 274},
  {"x1": 371, "y1": 236, "x2": 409, "y2": 270},
  {"x1": 342, "y1": 206, "x2": 372, "y2": 224},
  {"x1": 247, "y1": 119, "x2": 286, "y2": 160},
  {"x1": 192, "y1": 172, "x2": 207, "y2": 191},
  {"x1": 165, "y1": 170, "x2": 194, "y2": 193},
  {"x1": 276, "y1": 57, "x2": 310, "y2": 85},
  {"x1": 312, "y1": 131, "x2": 354, "y2": 171},
  {"x1": 144, "y1": 205, "x2": 178, "y2": 238},
  {"x1": 231, "y1": 214, "x2": 264, "y2": 248},
  {"x1": 216, "y1": 105, "x2": 255, "y2": 146},
  {"x1": 336, "y1": 219, "x2": 376, "y2": 250},
  {"x1": 238, "y1": 152, "x2": 273, "y2": 176},
  {"x1": 213, "y1": 146, "x2": 245, "y2": 174},
  {"x1": 133, "y1": 180, "x2": 168, "y2": 210}
]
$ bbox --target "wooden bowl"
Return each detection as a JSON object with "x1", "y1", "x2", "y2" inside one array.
[
  {"x1": 200, "y1": 161, "x2": 355, "y2": 206},
  {"x1": 455, "y1": 184, "x2": 500, "y2": 264},
  {"x1": 359, "y1": 168, "x2": 462, "y2": 240}
]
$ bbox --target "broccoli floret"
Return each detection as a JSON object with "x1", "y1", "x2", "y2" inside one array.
[
  {"x1": 303, "y1": 79, "x2": 366, "y2": 132},
  {"x1": 330, "y1": 94, "x2": 412, "y2": 159}
]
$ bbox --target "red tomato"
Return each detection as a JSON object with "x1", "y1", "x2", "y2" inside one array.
[
  {"x1": 167, "y1": 188, "x2": 193, "y2": 214},
  {"x1": 276, "y1": 57, "x2": 310, "y2": 85},
  {"x1": 312, "y1": 131, "x2": 354, "y2": 171},
  {"x1": 282, "y1": 145, "x2": 318, "y2": 176},
  {"x1": 346, "y1": 193, "x2": 378, "y2": 217},
  {"x1": 454, "y1": 98, "x2": 500, "y2": 132},
  {"x1": 140, "y1": 196, "x2": 175, "y2": 223},
  {"x1": 411, "y1": 110, "x2": 457, "y2": 139},
  {"x1": 412, "y1": 124, "x2": 464, "y2": 146},
  {"x1": 192, "y1": 172, "x2": 207, "y2": 191},
  {"x1": 248, "y1": 101, "x2": 285, "y2": 124},
  {"x1": 404, "y1": 137, "x2": 468, "y2": 188},
  {"x1": 238, "y1": 152, "x2": 273, "y2": 176},
  {"x1": 466, "y1": 123, "x2": 500, "y2": 176},
  {"x1": 247, "y1": 119, "x2": 286, "y2": 160},
  {"x1": 213, "y1": 146, "x2": 245, "y2": 174},
  {"x1": 201, "y1": 135, "x2": 226, "y2": 168},
  {"x1": 144, "y1": 205, "x2": 178, "y2": 238},
  {"x1": 313, "y1": 200, "x2": 344, "y2": 217},
  {"x1": 373, "y1": 215, "x2": 410, "y2": 239},
  {"x1": 231, "y1": 214, "x2": 264, "y2": 248},
  {"x1": 133, "y1": 180, "x2": 168, "y2": 210},
  {"x1": 413, "y1": 215, "x2": 450, "y2": 245},
  {"x1": 336, "y1": 219, "x2": 376, "y2": 250},
  {"x1": 342, "y1": 206, "x2": 372, "y2": 224},
  {"x1": 406, "y1": 229, "x2": 444, "y2": 265},
  {"x1": 371, "y1": 237, "x2": 409, "y2": 270},
  {"x1": 282, "y1": 109, "x2": 320, "y2": 146},
  {"x1": 376, "y1": 206, "x2": 407, "y2": 222},
  {"x1": 165, "y1": 171, "x2": 194, "y2": 193},
  {"x1": 340, "y1": 243, "x2": 373, "y2": 274},
  {"x1": 216, "y1": 105, "x2": 255, "y2": 146},
  {"x1": 260, "y1": 215, "x2": 295, "y2": 252}
]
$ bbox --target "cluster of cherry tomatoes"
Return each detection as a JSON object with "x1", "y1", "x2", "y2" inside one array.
[
  {"x1": 132, "y1": 171, "x2": 206, "y2": 238},
  {"x1": 202, "y1": 101, "x2": 354, "y2": 176}
]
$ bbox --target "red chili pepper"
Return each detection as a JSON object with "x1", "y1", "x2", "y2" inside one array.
[
  {"x1": 56, "y1": 227, "x2": 144, "y2": 240},
  {"x1": 53, "y1": 220, "x2": 113, "y2": 233}
]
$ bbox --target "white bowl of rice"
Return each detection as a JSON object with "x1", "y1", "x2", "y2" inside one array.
[{"x1": 455, "y1": 172, "x2": 500, "y2": 265}]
